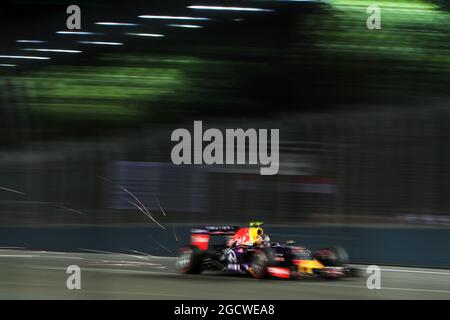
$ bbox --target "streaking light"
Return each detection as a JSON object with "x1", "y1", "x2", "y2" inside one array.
[
  {"x1": 78, "y1": 41, "x2": 123, "y2": 45},
  {"x1": 56, "y1": 31, "x2": 99, "y2": 35},
  {"x1": 168, "y1": 24, "x2": 203, "y2": 28},
  {"x1": 95, "y1": 22, "x2": 139, "y2": 26},
  {"x1": 188, "y1": 5, "x2": 273, "y2": 12},
  {"x1": 125, "y1": 33, "x2": 164, "y2": 37},
  {"x1": 0, "y1": 55, "x2": 50, "y2": 60},
  {"x1": 16, "y1": 40, "x2": 46, "y2": 44},
  {"x1": 138, "y1": 15, "x2": 210, "y2": 21},
  {"x1": 0, "y1": 64, "x2": 16, "y2": 67},
  {"x1": 23, "y1": 48, "x2": 82, "y2": 53}
]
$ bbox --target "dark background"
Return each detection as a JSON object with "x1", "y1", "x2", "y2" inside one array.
[{"x1": 0, "y1": 0, "x2": 449, "y2": 266}]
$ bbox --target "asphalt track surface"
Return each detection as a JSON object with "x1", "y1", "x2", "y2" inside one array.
[{"x1": 0, "y1": 249, "x2": 449, "y2": 299}]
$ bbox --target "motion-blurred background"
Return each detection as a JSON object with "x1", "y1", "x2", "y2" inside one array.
[{"x1": 0, "y1": 0, "x2": 449, "y2": 267}]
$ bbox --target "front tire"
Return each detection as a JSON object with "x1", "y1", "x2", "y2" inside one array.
[
  {"x1": 313, "y1": 247, "x2": 349, "y2": 266},
  {"x1": 250, "y1": 250, "x2": 269, "y2": 279}
]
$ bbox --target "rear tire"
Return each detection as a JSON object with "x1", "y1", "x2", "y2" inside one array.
[{"x1": 176, "y1": 245, "x2": 204, "y2": 274}]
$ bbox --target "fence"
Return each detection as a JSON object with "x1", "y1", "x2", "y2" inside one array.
[{"x1": 1, "y1": 101, "x2": 450, "y2": 226}]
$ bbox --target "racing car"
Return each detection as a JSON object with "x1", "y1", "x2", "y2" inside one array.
[{"x1": 176, "y1": 222, "x2": 357, "y2": 279}]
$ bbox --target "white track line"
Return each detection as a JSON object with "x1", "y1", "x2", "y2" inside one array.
[
  {"x1": 379, "y1": 268, "x2": 450, "y2": 276},
  {"x1": 293, "y1": 282, "x2": 450, "y2": 295},
  {"x1": 381, "y1": 286, "x2": 450, "y2": 294},
  {"x1": 74, "y1": 289, "x2": 187, "y2": 297},
  {"x1": 0, "y1": 281, "x2": 187, "y2": 297},
  {"x1": 0, "y1": 254, "x2": 35, "y2": 258},
  {"x1": 352, "y1": 265, "x2": 450, "y2": 276}
]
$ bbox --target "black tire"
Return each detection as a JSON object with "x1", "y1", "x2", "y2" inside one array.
[
  {"x1": 176, "y1": 245, "x2": 204, "y2": 274},
  {"x1": 250, "y1": 247, "x2": 279, "y2": 279},
  {"x1": 313, "y1": 247, "x2": 349, "y2": 267},
  {"x1": 250, "y1": 250, "x2": 269, "y2": 279}
]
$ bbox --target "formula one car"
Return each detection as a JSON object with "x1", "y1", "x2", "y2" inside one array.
[{"x1": 176, "y1": 222, "x2": 357, "y2": 279}]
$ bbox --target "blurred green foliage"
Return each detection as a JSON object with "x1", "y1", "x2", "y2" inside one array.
[
  {"x1": 290, "y1": 0, "x2": 450, "y2": 101},
  {"x1": 7, "y1": 0, "x2": 449, "y2": 124},
  {"x1": 15, "y1": 64, "x2": 185, "y2": 121},
  {"x1": 325, "y1": 0, "x2": 449, "y2": 65}
]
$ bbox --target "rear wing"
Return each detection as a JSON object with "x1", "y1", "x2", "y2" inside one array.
[
  {"x1": 190, "y1": 225, "x2": 240, "y2": 250},
  {"x1": 191, "y1": 225, "x2": 240, "y2": 235}
]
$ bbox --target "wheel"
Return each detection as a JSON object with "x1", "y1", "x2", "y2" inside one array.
[
  {"x1": 176, "y1": 245, "x2": 204, "y2": 274},
  {"x1": 313, "y1": 247, "x2": 349, "y2": 266},
  {"x1": 250, "y1": 250, "x2": 269, "y2": 279}
]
